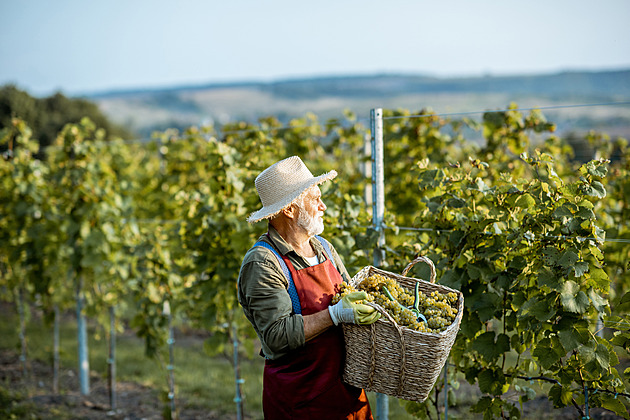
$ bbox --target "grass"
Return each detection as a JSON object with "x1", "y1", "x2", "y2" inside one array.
[
  {"x1": 0, "y1": 305, "x2": 422, "y2": 419},
  {"x1": 9, "y1": 303, "x2": 620, "y2": 419}
]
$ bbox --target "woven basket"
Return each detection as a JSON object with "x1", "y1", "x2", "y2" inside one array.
[{"x1": 341, "y1": 256, "x2": 464, "y2": 402}]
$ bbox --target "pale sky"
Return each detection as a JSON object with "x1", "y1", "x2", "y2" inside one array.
[{"x1": 1, "y1": 0, "x2": 629, "y2": 96}]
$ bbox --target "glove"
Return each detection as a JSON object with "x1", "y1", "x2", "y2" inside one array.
[{"x1": 328, "y1": 291, "x2": 381, "y2": 326}]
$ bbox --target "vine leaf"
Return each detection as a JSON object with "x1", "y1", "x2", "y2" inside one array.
[{"x1": 561, "y1": 281, "x2": 590, "y2": 313}]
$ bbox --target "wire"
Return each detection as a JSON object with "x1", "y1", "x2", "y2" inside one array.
[
  {"x1": 38, "y1": 100, "x2": 629, "y2": 147},
  {"x1": 383, "y1": 225, "x2": 630, "y2": 244},
  {"x1": 382, "y1": 101, "x2": 630, "y2": 121}
]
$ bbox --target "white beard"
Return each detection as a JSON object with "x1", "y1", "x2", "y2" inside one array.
[{"x1": 297, "y1": 209, "x2": 324, "y2": 237}]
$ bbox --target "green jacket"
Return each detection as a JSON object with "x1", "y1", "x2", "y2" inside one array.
[{"x1": 237, "y1": 224, "x2": 350, "y2": 360}]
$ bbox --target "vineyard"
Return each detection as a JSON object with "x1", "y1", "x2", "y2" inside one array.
[{"x1": 1, "y1": 104, "x2": 629, "y2": 419}]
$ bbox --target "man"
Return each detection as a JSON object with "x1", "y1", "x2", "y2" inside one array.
[{"x1": 237, "y1": 156, "x2": 380, "y2": 419}]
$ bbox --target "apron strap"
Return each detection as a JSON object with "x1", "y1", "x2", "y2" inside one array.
[
  {"x1": 314, "y1": 235, "x2": 337, "y2": 270},
  {"x1": 254, "y1": 241, "x2": 302, "y2": 315}
]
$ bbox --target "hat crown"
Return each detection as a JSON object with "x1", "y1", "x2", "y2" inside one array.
[{"x1": 256, "y1": 156, "x2": 313, "y2": 207}]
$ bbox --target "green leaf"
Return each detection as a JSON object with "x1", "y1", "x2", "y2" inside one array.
[
  {"x1": 531, "y1": 298, "x2": 557, "y2": 321},
  {"x1": 515, "y1": 193, "x2": 535, "y2": 208},
  {"x1": 447, "y1": 197, "x2": 467, "y2": 208},
  {"x1": 586, "y1": 161, "x2": 608, "y2": 178},
  {"x1": 533, "y1": 338, "x2": 562, "y2": 369},
  {"x1": 538, "y1": 267, "x2": 562, "y2": 290},
  {"x1": 548, "y1": 384, "x2": 570, "y2": 408},
  {"x1": 418, "y1": 169, "x2": 446, "y2": 189},
  {"x1": 582, "y1": 180, "x2": 606, "y2": 198},
  {"x1": 594, "y1": 343, "x2": 610, "y2": 370},
  {"x1": 477, "y1": 368, "x2": 509, "y2": 395},
  {"x1": 471, "y1": 396, "x2": 493, "y2": 413},
  {"x1": 542, "y1": 247, "x2": 561, "y2": 266},
  {"x1": 587, "y1": 288, "x2": 608, "y2": 313},
  {"x1": 572, "y1": 261, "x2": 589, "y2": 277},
  {"x1": 440, "y1": 269, "x2": 463, "y2": 289},
  {"x1": 575, "y1": 206, "x2": 595, "y2": 220},
  {"x1": 472, "y1": 331, "x2": 510, "y2": 362},
  {"x1": 557, "y1": 249, "x2": 579, "y2": 268},
  {"x1": 561, "y1": 281, "x2": 590, "y2": 314},
  {"x1": 600, "y1": 394, "x2": 629, "y2": 419},
  {"x1": 520, "y1": 296, "x2": 557, "y2": 321},
  {"x1": 558, "y1": 328, "x2": 582, "y2": 352}
]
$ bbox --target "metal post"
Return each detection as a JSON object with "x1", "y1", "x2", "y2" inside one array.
[
  {"x1": 370, "y1": 108, "x2": 388, "y2": 420},
  {"x1": 363, "y1": 132, "x2": 372, "y2": 207},
  {"x1": 233, "y1": 323, "x2": 244, "y2": 420},
  {"x1": 53, "y1": 304, "x2": 60, "y2": 393},
  {"x1": 76, "y1": 276, "x2": 90, "y2": 396},
  {"x1": 444, "y1": 362, "x2": 448, "y2": 419},
  {"x1": 108, "y1": 306, "x2": 117, "y2": 411},
  {"x1": 16, "y1": 287, "x2": 28, "y2": 380},
  {"x1": 164, "y1": 301, "x2": 177, "y2": 419},
  {"x1": 371, "y1": 108, "x2": 385, "y2": 266}
]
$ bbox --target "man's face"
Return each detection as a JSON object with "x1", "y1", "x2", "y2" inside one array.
[{"x1": 296, "y1": 186, "x2": 326, "y2": 237}]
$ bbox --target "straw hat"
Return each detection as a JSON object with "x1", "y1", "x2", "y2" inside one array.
[{"x1": 247, "y1": 156, "x2": 337, "y2": 223}]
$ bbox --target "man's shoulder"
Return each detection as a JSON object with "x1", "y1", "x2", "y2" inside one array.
[{"x1": 242, "y1": 239, "x2": 282, "y2": 267}]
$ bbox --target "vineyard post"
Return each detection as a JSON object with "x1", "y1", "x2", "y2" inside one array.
[
  {"x1": 164, "y1": 300, "x2": 177, "y2": 419},
  {"x1": 76, "y1": 275, "x2": 90, "y2": 395},
  {"x1": 16, "y1": 286, "x2": 28, "y2": 380},
  {"x1": 363, "y1": 132, "x2": 372, "y2": 207},
  {"x1": 232, "y1": 322, "x2": 244, "y2": 420},
  {"x1": 53, "y1": 304, "x2": 60, "y2": 393},
  {"x1": 108, "y1": 305, "x2": 117, "y2": 411},
  {"x1": 370, "y1": 108, "x2": 389, "y2": 420}
]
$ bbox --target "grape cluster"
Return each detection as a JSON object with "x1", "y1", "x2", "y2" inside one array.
[{"x1": 332, "y1": 273, "x2": 459, "y2": 333}]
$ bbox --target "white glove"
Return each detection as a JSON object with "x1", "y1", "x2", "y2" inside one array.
[{"x1": 328, "y1": 291, "x2": 380, "y2": 326}]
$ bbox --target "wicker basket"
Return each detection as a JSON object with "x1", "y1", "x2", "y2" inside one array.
[{"x1": 341, "y1": 256, "x2": 464, "y2": 402}]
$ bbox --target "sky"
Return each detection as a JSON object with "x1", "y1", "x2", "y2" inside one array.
[{"x1": 1, "y1": 0, "x2": 629, "y2": 96}]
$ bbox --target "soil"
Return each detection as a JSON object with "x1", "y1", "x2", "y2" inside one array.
[{"x1": 0, "y1": 349, "x2": 239, "y2": 420}]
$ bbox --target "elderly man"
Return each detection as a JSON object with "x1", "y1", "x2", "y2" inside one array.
[{"x1": 238, "y1": 156, "x2": 379, "y2": 419}]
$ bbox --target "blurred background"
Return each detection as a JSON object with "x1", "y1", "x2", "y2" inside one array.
[{"x1": 1, "y1": 0, "x2": 629, "y2": 140}]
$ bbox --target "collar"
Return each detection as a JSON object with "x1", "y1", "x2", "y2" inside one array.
[{"x1": 265, "y1": 223, "x2": 324, "y2": 258}]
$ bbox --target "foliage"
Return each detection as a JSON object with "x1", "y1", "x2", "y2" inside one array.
[
  {"x1": 1, "y1": 104, "x2": 629, "y2": 419},
  {"x1": 0, "y1": 84, "x2": 133, "y2": 156}
]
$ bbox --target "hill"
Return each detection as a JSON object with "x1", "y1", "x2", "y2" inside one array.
[{"x1": 88, "y1": 70, "x2": 630, "y2": 139}]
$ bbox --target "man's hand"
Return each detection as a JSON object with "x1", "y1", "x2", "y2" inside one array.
[{"x1": 328, "y1": 291, "x2": 381, "y2": 326}]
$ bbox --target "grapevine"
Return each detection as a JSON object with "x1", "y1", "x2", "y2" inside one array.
[{"x1": 332, "y1": 273, "x2": 459, "y2": 333}]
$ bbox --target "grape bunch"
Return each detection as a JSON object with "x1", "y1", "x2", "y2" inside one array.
[{"x1": 332, "y1": 273, "x2": 459, "y2": 333}]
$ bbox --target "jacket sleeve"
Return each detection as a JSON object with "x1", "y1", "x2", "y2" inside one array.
[{"x1": 237, "y1": 249, "x2": 305, "y2": 359}]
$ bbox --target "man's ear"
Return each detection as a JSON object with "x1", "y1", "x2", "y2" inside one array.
[{"x1": 282, "y1": 203, "x2": 298, "y2": 219}]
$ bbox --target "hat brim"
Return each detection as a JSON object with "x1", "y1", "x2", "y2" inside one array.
[{"x1": 246, "y1": 170, "x2": 337, "y2": 223}]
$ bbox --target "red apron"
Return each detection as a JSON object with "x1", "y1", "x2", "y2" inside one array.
[{"x1": 262, "y1": 254, "x2": 373, "y2": 420}]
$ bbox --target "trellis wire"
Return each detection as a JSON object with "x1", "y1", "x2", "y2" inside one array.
[
  {"x1": 382, "y1": 101, "x2": 630, "y2": 121},
  {"x1": 38, "y1": 99, "x2": 630, "y2": 150}
]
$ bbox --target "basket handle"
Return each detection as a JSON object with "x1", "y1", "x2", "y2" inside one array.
[{"x1": 401, "y1": 255, "x2": 436, "y2": 283}]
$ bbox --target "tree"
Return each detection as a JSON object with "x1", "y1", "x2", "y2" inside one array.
[{"x1": 0, "y1": 85, "x2": 133, "y2": 156}]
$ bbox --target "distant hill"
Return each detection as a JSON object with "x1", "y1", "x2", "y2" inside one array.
[{"x1": 88, "y1": 69, "x2": 630, "y2": 139}]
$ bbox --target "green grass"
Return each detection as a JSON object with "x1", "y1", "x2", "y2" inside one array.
[
  {"x1": 0, "y1": 306, "x2": 424, "y2": 419},
  {"x1": 0, "y1": 306, "x2": 265, "y2": 418},
  {"x1": 11, "y1": 304, "x2": 619, "y2": 419},
  {"x1": 13, "y1": 305, "x2": 613, "y2": 419}
]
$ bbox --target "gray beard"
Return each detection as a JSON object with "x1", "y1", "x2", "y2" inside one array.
[{"x1": 297, "y1": 210, "x2": 324, "y2": 237}]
